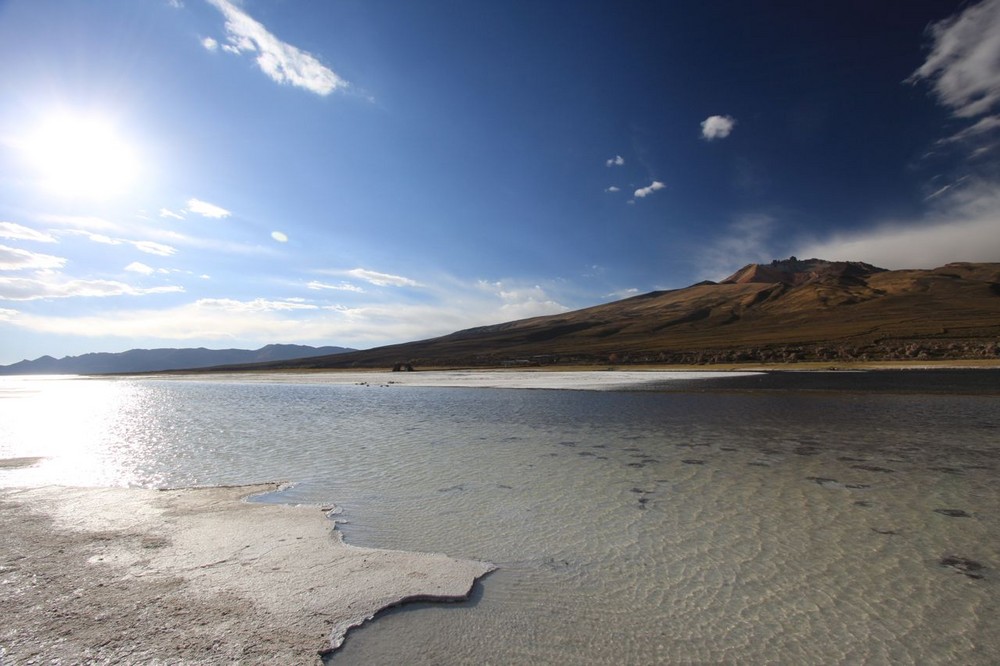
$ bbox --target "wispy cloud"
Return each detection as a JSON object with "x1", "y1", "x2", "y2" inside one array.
[
  {"x1": 0, "y1": 222, "x2": 56, "y2": 243},
  {"x1": 201, "y1": 36, "x2": 219, "y2": 52},
  {"x1": 0, "y1": 276, "x2": 183, "y2": 301},
  {"x1": 633, "y1": 181, "x2": 666, "y2": 198},
  {"x1": 701, "y1": 115, "x2": 736, "y2": 140},
  {"x1": 186, "y1": 198, "x2": 231, "y2": 219},
  {"x1": 908, "y1": 0, "x2": 1000, "y2": 119},
  {"x1": 604, "y1": 186, "x2": 620, "y2": 193},
  {"x1": 206, "y1": 0, "x2": 349, "y2": 96},
  {"x1": 698, "y1": 214, "x2": 776, "y2": 280},
  {"x1": 0, "y1": 276, "x2": 572, "y2": 350},
  {"x1": 0, "y1": 245, "x2": 66, "y2": 271},
  {"x1": 605, "y1": 155, "x2": 625, "y2": 167},
  {"x1": 794, "y1": 181, "x2": 1000, "y2": 269},
  {"x1": 346, "y1": 268, "x2": 420, "y2": 287},
  {"x1": 270, "y1": 231, "x2": 288, "y2": 243},
  {"x1": 64, "y1": 230, "x2": 177, "y2": 257},
  {"x1": 307, "y1": 280, "x2": 365, "y2": 293},
  {"x1": 159, "y1": 208, "x2": 185, "y2": 220}
]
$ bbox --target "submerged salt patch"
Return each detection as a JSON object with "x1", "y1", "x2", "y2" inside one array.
[{"x1": 0, "y1": 483, "x2": 494, "y2": 663}]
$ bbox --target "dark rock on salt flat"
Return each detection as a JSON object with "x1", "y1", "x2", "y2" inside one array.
[
  {"x1": 940, "y1": 556, "x2": 986, "y2": 579},
  {"x1": 934, "y1": 508, "x2": 972, "y2": 518},
  {"x1": 851, "y1": 464, "x2": 896, "y2": 473},
  {"x1": 806, "y1": 476, "x2": 838, "y2": 486}
]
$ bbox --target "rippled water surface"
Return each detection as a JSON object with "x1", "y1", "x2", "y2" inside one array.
[{"x1": 2, "y1": 372, "x2": 999, "y2": 664}]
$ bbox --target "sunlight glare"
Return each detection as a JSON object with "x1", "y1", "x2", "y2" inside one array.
[{"x1": 20, "y1": 112, "x2": 139, "y2": 199}]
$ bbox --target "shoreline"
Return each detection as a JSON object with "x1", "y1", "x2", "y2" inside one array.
[{"x1": 0, "y1": 482, "x2": 494, "y2": 664}]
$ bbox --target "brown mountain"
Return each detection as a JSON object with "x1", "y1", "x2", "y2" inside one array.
[{"x1": 237, "y1": 259, "x2": 1000, "y2": 369}]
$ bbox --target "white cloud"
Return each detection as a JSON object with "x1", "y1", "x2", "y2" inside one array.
[
  {"x1": 125, "y1": 262, "x2": 156, "y2": 275},
  {"x1": 202, "y1": 37, "x2": 219, "y2": 51},
  {"x1": 908, "y1": 0, "x2": 1000, "y2": 118},
  {"x1": 0, "y1": 276, "x2": 183, "y2": 301},
  {"x1": 633, "y1": 181, "x2": 666, "y2": 198},
  {"x1": 794, "y1": 182, "x2": 1000, "y2": 269},
  {"x1": 0, "y1": 274, "x2": 574, "y2": 351},
  {"x1": 477, "y1": 281, "x2": 571, "y2": 320},
  {"x1": 605, "y1": 186, "x2": 620, "y2": 193},
  {"x1": 271, "y1": 231, "x2": 288, "y2": 243},
  {"x1": 0, "y1": 222, "x2": 56, "y2": 243},
  {"x1": 159, "y1": 208, "x2": 185, "y2": 220},
  {"x1": 605, "y1": 155, "x2": 625, "y2": 167},
  {"x1": 206, "y1": 0, "x2": 349, "y2": 96},
  {"x1": 0, "y1": 245, "x2": 66, "y2": 271},
  {"x1": 186, "y1": 198, "x2": 231, "y2": 219},
  {"x1": 307, "y1": 280, "x2": 365, "y2": 293},
  {"x1": 701, "y1": 115, "x2": 736, "y2": 140},
  {"x1": 346, "y1": 268, "x2": 420, "y2": 287}
]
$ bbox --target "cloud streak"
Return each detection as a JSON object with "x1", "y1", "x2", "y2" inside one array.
[
  {"x1": 908, "y1": 0, "x2": 1000, "y2": 118},
  {"x1": 186, "y1": 198, "x2": 231, "y2": 219},
  {"x1": 206, "y1": 0, "x2": 349, "y2": 96},
  {"x1": 0, "y1": 276, "x2": 183, "y2": 301},
  {"x1": 0, "y1": 222, "x2": 56, "y2": 243},
  {"x1": 346, "y1": 268, "x2": 420, "y2": 287},
  {"x1": 0, "y1": 245, "x2": 66, "y2": 271}
]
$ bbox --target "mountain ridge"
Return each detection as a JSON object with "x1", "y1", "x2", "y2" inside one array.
[
  {"x1": 0, "y1": 344, "x2": 354, "y2": 375},
  {"x1": 235, "y1": 259, "x2": 999, "y2": 370}
]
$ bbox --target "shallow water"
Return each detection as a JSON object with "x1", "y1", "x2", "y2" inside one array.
[{"x1": 2, "y1": 372, "x2": 998, "y2": 664}]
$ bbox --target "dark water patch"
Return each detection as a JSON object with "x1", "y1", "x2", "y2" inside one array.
[
  {"x1": 794, "y1": 446, "x2": 820, "y2": 456},
  {"x1": 681, "y1": 459, "x2": 705, "y2": 465},
  {"x1": 577, "y1": 451, "x2": 596, "y2": 457},
  {"x1": 934, "y1": 508, "x2": 972, "y2": 518},
  {"x1": 438, "y1": 484, "x2": 465, "y2": 493},
  {"x1": 747, "y1": 462, "x2": 770, "y2": 467},
  {"x1": 931, "y1": 466, "x2": 964, "y2": 475},
  {"x1": 626, "y1": 462, "x2": 645, "y2": 468},
  {"x1": 845, "y1": 484, "x2": 870, "y2": 490},
  {"x1": 838, "y1": 456, "x2": 867, "y2": 462},
  {"x1": 558, "y1": 441, "x2": 577, "y2": 448},
  {"x1": 719, "y1": 447, "x2": 739, "y2": 452},
  {"x1": 940, "y1": 556, "x2": 986, "y2": 579},
  {"x1": 854, "y1": 500, "x2": 873, "y2": 507},
  {"x1": 852, "y1": 464, "x2": 896, "y2": 473},
  {"x1": 871, "y1": 528, "x2": 897, "y2": 535},
  {"x1": 806, "y1": 476, "x2": 838, "y2": 486}
]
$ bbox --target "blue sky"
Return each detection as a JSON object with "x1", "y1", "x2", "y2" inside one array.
[{"x1": 1, "y1": 0, "x2": 999, "y2": 364}]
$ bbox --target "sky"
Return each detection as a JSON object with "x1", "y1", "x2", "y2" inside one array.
[{"x1": 1, "y1": 0, "x2": 999, "y2": 364}]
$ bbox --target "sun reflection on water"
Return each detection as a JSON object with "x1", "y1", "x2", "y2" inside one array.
[{"x1": 0, "y1": 376, "x2": 164, "y2": 487}]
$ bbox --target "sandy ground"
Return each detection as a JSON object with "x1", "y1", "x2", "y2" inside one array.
[{"x1": 0, "y1": 482, "x2": 494, "y2": 664}]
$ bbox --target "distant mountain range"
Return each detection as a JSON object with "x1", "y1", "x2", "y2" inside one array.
[
  {"x1": 0, "y1": 344, "x2": 354, "y2": 375},
  {"x1": 216, "y1": 259, "x2": 1000, "y2": 370}
]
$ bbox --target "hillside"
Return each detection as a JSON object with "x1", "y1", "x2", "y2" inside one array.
[
  {"x1": 0, "y1": 344, "x2": 354, "y2": 375},
  {"x1": 227, "y1": 259, "x2": 999, "y2": 370}
]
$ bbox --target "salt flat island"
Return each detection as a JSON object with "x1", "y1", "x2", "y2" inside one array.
[
  {"x1": 2, "y1": 369, "x2": 999, "y2": 663},
  {"x1": 0, "y1": 481, "x2": 494, "y2": 663}
]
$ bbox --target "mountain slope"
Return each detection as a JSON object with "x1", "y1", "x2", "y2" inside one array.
[
  {"x1": 0, "y1": 344, "x2": 354, "y2": 375},
  {"x1": 245, "y1": 259, "x2": 999, "y2": 369}
]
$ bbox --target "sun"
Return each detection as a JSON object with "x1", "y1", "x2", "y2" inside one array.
[{"x1": 19, "y1": 111, "x2": 139, "y2": 199}]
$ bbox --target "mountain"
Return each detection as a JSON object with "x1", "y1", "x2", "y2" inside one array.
[
  {"x1": 232, "y1": 259, "x2": 1000, "y2": 369},
  {"x1": 0, "y1": 344, "x2": 354, "y2": 375}
]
